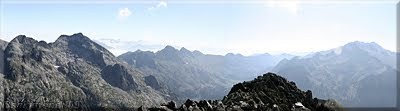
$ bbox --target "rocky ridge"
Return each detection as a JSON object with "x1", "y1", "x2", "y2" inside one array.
[
  {"x1": 0, "y1": 33, "x2": 169, "y2": 110},
  {"x1": 148, "y1": 72, "x2": 342, "y2": 111}
]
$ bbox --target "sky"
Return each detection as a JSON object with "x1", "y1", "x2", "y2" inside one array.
[{"x1": 0, "y1": 0, "x2": 398, "y2": 56}]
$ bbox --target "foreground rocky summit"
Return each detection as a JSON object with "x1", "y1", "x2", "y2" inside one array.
[
  {"x1": 0, "y1": 33, "x2": 170, "y2": 110},
  {"x1": 149, "y1": 73, "x2": 342, "y2": 111}
]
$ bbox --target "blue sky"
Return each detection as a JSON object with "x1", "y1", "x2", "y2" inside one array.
[{"x1": 0, "y1": 0, "x2": 397, "y2": 55}]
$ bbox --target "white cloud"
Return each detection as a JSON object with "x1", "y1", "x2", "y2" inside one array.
[
  {"x1": 157, "y1": 1, "x2": 168, "y2": 8},
  {"x1": 118, "y1": 8, "x2": 132, "y2": 17},
  {"x1": 265, "y1": 0, "x2": 301, "y2": 16},
  {"x1": 148, "y1": 1, "x2": 168, "y2": 11}
]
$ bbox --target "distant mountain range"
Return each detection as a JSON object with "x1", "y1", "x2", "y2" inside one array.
[
  {"x1": 97, "y1": 37, "x2": 397, "y2": 107},
  {"x1": 272, "y1": 41, "x2": 397, "y2": 107},
  {"x1": 117, "y1": 46, "x2": 294, "y2": 100}
]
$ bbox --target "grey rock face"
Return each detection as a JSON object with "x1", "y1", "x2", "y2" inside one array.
[
  {"x1": 0, "y1": 39, "x2": 7, "y2": 74},
  {"x1": 0, "y1": 39, "x2": 7, "y2": 111},
  {"x1": 144, "y1": 75, "x2": 162, "y2": 90},
  {"x1": 101, "y1": 64, "x2": 138, "y2": 91},
  {"x1": 1, "y1": 33, "x2": 167, "y2": 110}
]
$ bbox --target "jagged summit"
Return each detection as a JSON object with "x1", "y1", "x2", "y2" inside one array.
[
  {"x1": 55, "y1": 33, "x2": 101, "y2": 46},
  {"x1": 9, "y1": 35, "x2": 43, "y2": 46},
  {"x1": 56, "y1": 33, "x2": 90, "y2": 41},
  {"x1": 179, "y1": 47, "x2": 191, "y2": 53},
  {"x1": 222, "y1": 72, "x2": 341, "y2": 111}
]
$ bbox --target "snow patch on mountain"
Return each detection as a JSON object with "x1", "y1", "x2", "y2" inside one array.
[{"x1": 334, "y1": 47, "x2": 342, "y2": 55}]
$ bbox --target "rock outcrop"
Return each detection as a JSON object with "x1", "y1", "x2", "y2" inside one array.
[
  {"x1": 144, "y1": 75, "x2": 162, "y2": 90},
  {"x1": 149, "y1": 72, "x2": 342, "y2": 111},
  {"x1": 1, "y1": 33, "x2": 168, "y2": 110},
  {"x1": 0, "y1": 39, "x2": 8, "y2": 74},
  {"x1": 0, "y1": 39, "x2": 7, "y2": 111}
]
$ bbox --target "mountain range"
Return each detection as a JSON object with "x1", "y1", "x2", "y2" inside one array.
[
  {"x1": 272, "y1": 41, "x2": 397, "y2": 107},
  {"x1": 99, "y1": 38, "x2": 397, "y2": 107},
  {"x1": 0, "y1": 33, "x2": 171, "y2": 110},
  {"x1": 0, "y1": 33, "x2": 396, "y2": 110},
  {"x1": 117, "y1": 46, "x2": 294, "y2": 101}
]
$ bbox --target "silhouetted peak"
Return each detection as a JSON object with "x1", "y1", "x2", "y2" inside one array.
[{"x1": 56, "y1": 33, "x2": 91, "y2": 43}]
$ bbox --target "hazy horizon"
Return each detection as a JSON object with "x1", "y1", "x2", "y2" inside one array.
[{"x1": 0, "y1": 0, "x2": 397, "y2": 56}]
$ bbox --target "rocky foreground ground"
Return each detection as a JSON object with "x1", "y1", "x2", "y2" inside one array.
[{"x1": 145, "y1": 73, "x2": 343, "y2": 111}]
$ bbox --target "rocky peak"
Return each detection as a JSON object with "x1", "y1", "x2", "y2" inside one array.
[
  {"x1": 179, "y1": 47, "x2": 198, "y2": 58},
  {"x1": 222, "y1": 72, "x2": 342, "y2": 111},
  {"x1": 157, "y1": 45, "x2": 179, "y2": 56},
  {"x1": 2, "y1": 33, "x2": 168, "y2": 109},
  {"x1": 54, "y1": 33, "x2": 106, "y2": 51},
  {"x1": 192, "y1": 50, "x2": 204, "y2": 56},
  {"x1": 11, "y1": 35, "x2": 31, "y2": 44},
  {"x1": 56, "y1": 33, "x2": 89, "y2": 42},
  {"x1": 179, "y1": 47, "x2": 191, "y2": 53},
  {"x1": 53, "y1": 33, "x2": 116, "y2": 67},
  {"x1": 156, "y1": 45, "x2": 185, "y2": 63},
  {"x1": 118, "y1": 50, "x2": 156, "y2": 68},
  {"x1": 342, "y1": 41, "x2": 386, "y2": 54},
  {"x1": 160, "y1": 45, "x2": 177, "y2": 52}
]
